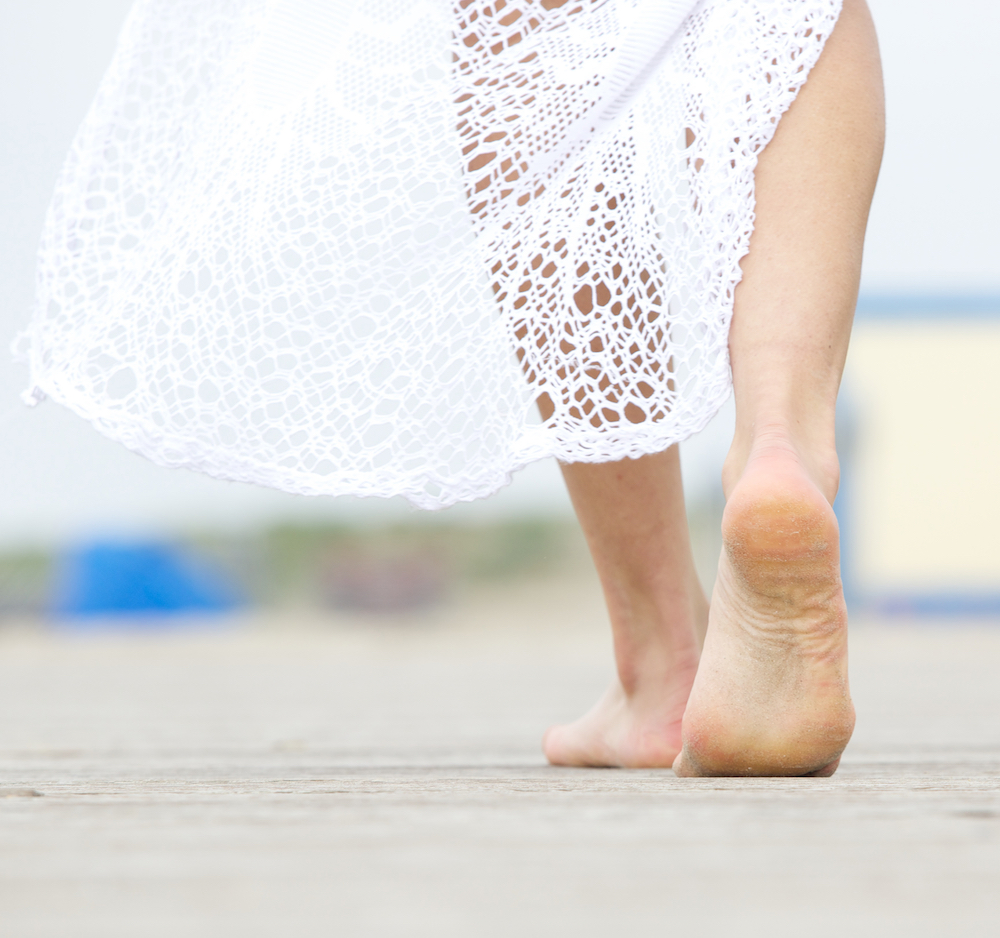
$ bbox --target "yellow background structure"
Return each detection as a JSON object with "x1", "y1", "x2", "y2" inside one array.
[{"x1": 846, "y1": 319, "x2": 1000, "y2": 593}]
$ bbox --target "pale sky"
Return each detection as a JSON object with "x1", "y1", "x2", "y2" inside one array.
[{"x1": 0, "y1": 0, "x2": 996, "y2": 547}]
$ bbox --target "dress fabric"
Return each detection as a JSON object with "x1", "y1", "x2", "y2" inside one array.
[{"x1": 20, "y1": 0, "x2": 841, "y2": 509}]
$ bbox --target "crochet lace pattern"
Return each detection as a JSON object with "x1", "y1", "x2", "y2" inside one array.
[{"x1": 21, "y1": 0, "x2": 841, "y2": 508}]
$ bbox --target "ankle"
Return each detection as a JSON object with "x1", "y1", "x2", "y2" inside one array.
[
  {"x1": 611, "y1": 594, "x2": 706, "y2": 696},
  {"x1": 722, "y1": 422, "x2": 840, "y2": 504},
  {"x1": 616, "y1": 640, "x2": 701, "y2": 699}
]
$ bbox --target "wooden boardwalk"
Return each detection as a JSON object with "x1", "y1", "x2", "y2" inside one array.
[{"x1": 1, "y1": 576, "x2": 999, "y2": 936}]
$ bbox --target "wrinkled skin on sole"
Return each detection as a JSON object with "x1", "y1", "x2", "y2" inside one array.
[{"x1": 673, "y1": 451, "x2": 855, "y2": 778}]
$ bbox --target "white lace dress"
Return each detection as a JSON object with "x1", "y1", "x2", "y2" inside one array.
[{"x1": 20, "y1": 0, "x2": 841, "y2": 508}]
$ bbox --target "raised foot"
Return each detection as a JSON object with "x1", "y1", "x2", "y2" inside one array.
[{"x1": 673, "y1": 448, "x2": 855, "y2": 778}]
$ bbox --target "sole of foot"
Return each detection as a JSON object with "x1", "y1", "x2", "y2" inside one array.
[{"x1": 673, "y1": 447, "x2": 855, "y2": 778}]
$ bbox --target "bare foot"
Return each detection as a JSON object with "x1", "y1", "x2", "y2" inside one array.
[
  {"x1": 673, "y1": 440, "x2": 855, "y2": 777},
  {"x1": 543, "y1": 651, "x2": 700, "y2": 768},
  {"x1": 545, "y1": 450, "x2": 707, "y2": 769}
]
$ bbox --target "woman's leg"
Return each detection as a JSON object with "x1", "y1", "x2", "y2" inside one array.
[
  {"x1": 545, "y1": 0, "x2": 884, "y2": 773},
  {"x1": 674, "y1": 0, "x2": 884, "y2": 776},
  {"x1": 543, "y1": 446, "x2": 708, "y2": 767}
]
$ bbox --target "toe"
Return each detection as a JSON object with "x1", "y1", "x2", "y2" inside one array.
[
  {"x1": 671, "y1": 748, "x2": 698, "y2": 777},
  {"x1": 543, "y1": 721, "x2": 617, "y2": 767},
  {"x1": 805, "y1": 757, "x2": 841, "y2": 778},
  {"x1": 542, "y1": 724, "x2": 573, "y2": 766}
]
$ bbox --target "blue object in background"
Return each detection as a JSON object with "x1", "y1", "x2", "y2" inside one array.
[{"x1": 51, "y1": 541, "x2": 243, "y2": 620}]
